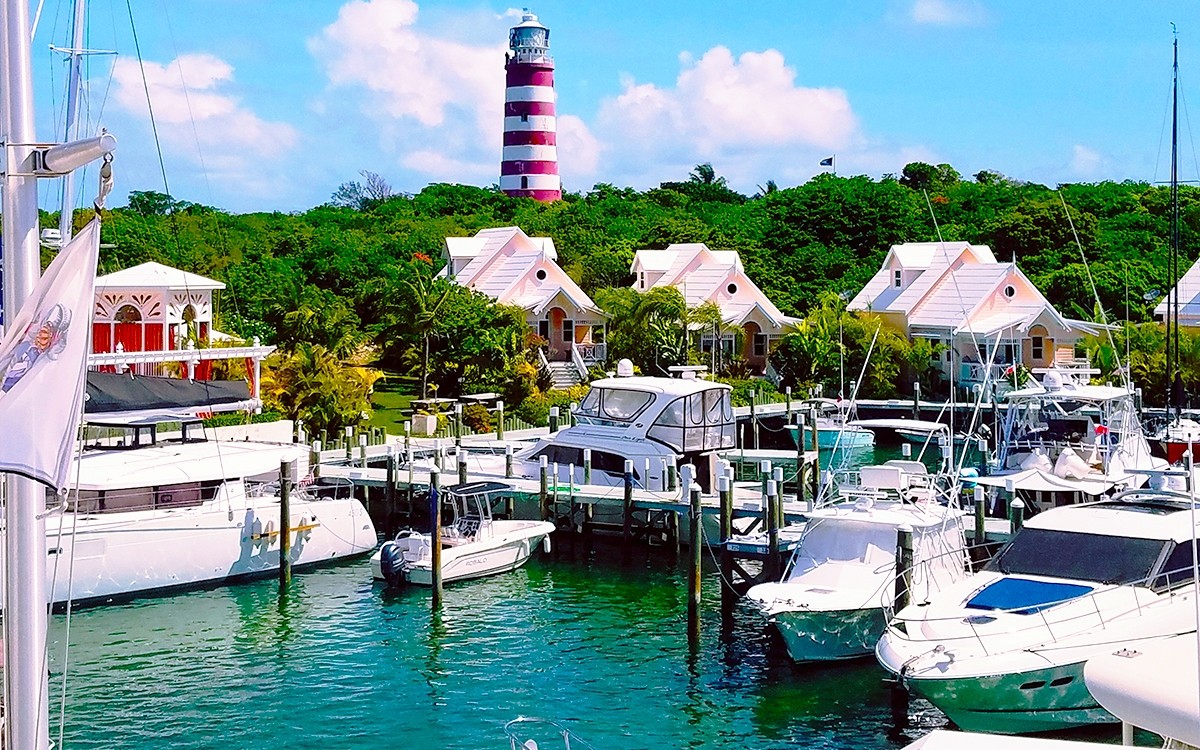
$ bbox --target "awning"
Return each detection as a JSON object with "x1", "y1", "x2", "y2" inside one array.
[
  {"x1": 85, "y1": 372, "x2": 254, "y2": 421},
  {"x1": 972, "y1": 469, "x2": 1121, "y2": 495}
]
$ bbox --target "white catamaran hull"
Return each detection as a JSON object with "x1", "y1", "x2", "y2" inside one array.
[{"x1": 25, "y1": 495, "x2": 376, "y2": 607}]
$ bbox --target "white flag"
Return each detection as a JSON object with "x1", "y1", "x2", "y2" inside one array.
[{"x1": 0, "y1": 217, "x2": 100, "y2": 492}]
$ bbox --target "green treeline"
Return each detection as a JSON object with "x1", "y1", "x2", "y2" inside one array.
[{"x1": 76, "y1": 163, "x2": 1200, "y2": 428}]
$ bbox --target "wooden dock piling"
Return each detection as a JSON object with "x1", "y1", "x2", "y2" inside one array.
[
  {"x1": 688, "y1": 483, "x2": 702, "y2": 644},
  {"x1": 539, "y1": 456, "x2": 550, "y2": 522},
  {"x1": 385, "y1": 447, "x2": 396, "y2": 509},
  {"x1": 496, "y1": 400, "x2": 504, "y2": 440},
  {"x1": 973, "y1": 485, "x2": 986, "y2": 550},
  {"x1": 765, "y1": 479, "x2": 780, "y2": 580},
  {"x1": 549, "y1": 406, "x2": 560, "y2": 433},
  {"x1": 1010, "y1": 497, "x2": 1025, "y2": 534},
  {"x1": 430, "y1": 471, "x2": 443, "y2": 609},
  {"x1": 309, "y1": 440, "x2": 322, "y2": 479},
  {"x1": 583, "y1": 449, "x2": 592, "y2": 485},
  {"x1": 279, "y1": 460, "x2": 292, "y2": 589},
  {"x1": 894, "y1": 523, "x2": 913, "y2": 612},
  {"x1": 718, "y1": 472, "x2": 734, "y2": 603},
  {"x1": 622, "y1": 460, "x2": 634, "y2": 547},
  {"x1": 457, "y1": 451, "x2": 468, "y2": 485},
  {"x1": 504, "y1": 444, "x2": 514, "y2": 479},
  {"x1": 912, "y1": 382, "x2": 921, "y2": 419}
]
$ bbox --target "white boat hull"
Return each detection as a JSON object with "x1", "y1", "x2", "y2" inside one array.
[
  {"x1": 31, "y1": 495, "x2": 376, "y2": 607},
  {"x1": 370, "y1": 520, "x2": 554, "y2": 586},
  {"x1": 885, "y1": 657, "x2": 1110, "y2": 734},
  {"x1": 772, "y1": 606, "x2": 886, "y2": 662}
]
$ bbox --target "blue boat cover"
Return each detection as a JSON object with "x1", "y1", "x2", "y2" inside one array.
[{"x1": 965, "y1": 578, "x2": 1094, "y2": 615}]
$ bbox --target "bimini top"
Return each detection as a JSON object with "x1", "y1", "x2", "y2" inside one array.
[
  {"x1": 1005, "y1": 369, "x2": 1134, "y2": 403},
  {"x1": 586, "y1": 376, "x2": 731, "y2": 398},
  {"x1": 76, "y1": 441, "x2": 306, "y2": 492},
  {"x1": 1024, "y1": 489, "x2": 1200, "y2": 543}
]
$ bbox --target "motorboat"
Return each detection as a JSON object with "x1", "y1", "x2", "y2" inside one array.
[
  {"x1": 457, "y1": 362, "x2": 737, "y2": 492},
  {"x1": 34, "y1": 421, "x2": 377, "y2": 607},
  {"x1": 746, "y1": 498, "x2": 968, "y2": 663},
  {"x1": 1146, "y1": 415, "x2": 1200, "y2": 464},
  {"x1": 372, "y1": 481, "x2": 555, "y2": 586},
  {"x1": 796, "y1": 398, "x2": 875, "y2": 450},
  {"x1": 748, "y1": 436, "x2": 968, "y2": 663},
  {"x1": 876, "y1": 487, "x2": 1200, "y2": 734},
  {"x1": 970, "y1": 368, "x2": 1166, "y2": 509}
]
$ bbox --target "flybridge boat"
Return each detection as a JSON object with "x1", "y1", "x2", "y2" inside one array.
[
  {"x1": 971, "y1": 369, "x2": 1166, "y2": 508},
  {"x1": 372, "y1": 481, "x2": 554, "y2": 586},
  {"x1": 748, "y1": 425, "x2": 969, "y2": 663},
  {"x1": 460, "y1": 361, "x2": 737, "y2": 491},
  {"x1": 746, "y1": 499, "x2": 968, "y2": 663},
  {"x1": 876, "y1": 488, "x2": 1200, "y2": 734},
  {"x1": 27, "y1": 420, "x2": 377, "y2": 607}
]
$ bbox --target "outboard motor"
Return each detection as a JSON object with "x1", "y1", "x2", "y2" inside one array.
[{"x1": 379, "y1": 541, "x2": 407, "y2": 588}]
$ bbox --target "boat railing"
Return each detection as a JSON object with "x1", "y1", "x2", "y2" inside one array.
[
  {"x1": 504, "y1": 717, "x2": 594, "y2": 750},
  {"x1": 1001, "y1": 438, "x2": 1111, "y2": 466},
  {"x1": 886, "y1": 567, "x2": 1192, "y2": 657}
]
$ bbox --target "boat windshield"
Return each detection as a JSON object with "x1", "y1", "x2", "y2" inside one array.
[
  {"x1": 986, "y1": 528, "x2": 1168, "y2": 586},
  {"x1": 575, "y1": 387, "x2": 654, "y2": 425}
]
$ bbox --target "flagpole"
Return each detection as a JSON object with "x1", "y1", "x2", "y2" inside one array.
[{"x1": 1, "y1": 0, "x2": 52, "y2": 746}]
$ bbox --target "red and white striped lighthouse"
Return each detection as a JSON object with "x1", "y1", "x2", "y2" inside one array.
[{"x1": 500, "y1": 11, "x2": 560, "y2": 202}]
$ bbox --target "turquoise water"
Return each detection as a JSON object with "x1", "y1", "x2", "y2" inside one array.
[
  {"x1": 43, "y1": 444, "x2": 1129, "y2": 749},
  {"x1": 49, "y1": 552, "x2": 950, "y2": 750}
]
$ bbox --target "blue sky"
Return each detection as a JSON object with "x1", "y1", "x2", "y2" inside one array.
[{"x1": 29, "y1": 0, "x2": 1200, "y2": 213}]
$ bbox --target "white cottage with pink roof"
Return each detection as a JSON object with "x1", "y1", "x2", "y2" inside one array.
[
  {"x1": 441, "y1": 227, "x2": 607, "y2": 367},
  {"x1": 630, "y1": 243, "x2": 799, "y2": 372},
  {"x1": 848, "y1": 241, "x2": 1101, "y2": 387}
]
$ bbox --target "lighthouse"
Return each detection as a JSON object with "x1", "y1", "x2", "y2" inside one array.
[{"x1": 500, "y1": 11, "x2": 561, "y2": 202}]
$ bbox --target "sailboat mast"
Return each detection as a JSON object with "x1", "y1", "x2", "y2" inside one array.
[
  {"x1": 1171, "y1": 34, "x2": 1182, "y2": 425},
  {"x1": 0, "y1": 0, "x2": 54, "y2": 747},
  {"x1": 56, "y1": 0, "x2": 88, "y2": 244}
]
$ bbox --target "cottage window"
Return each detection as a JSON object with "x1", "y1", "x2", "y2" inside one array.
[
  {"x1": 727, "y1": 282, "x2": 738, "y2": 295},
  {"x1": 537, "y1": 320, "x2": 550, "y2": 341},
  {"x1": 753, "y1": 333, "x2": 768, "y2": 357},
  {"x1": 1031, "y1": 336, "x2": 1044, "y2": 361},
  {"x1": 893, "y1": 270, "x2": 903, "y2": 288},
  {"x1": 562, "y1": 318, "x2": 574, "y2": 344},
  {"x1": 535, "y1": 268, "x2": 547, "y2": 281}
]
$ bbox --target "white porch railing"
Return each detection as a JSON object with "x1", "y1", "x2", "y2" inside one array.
[{"x1": 570, "y1": 343, "x2": 588, "y2": 380}]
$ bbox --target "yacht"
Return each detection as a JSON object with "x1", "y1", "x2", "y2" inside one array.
[
  {"x1": 372, "y1": 481, "x2": 554, "y2": 586},
  {"x1": 876, "y1": 488, "x2": 1200, "y2": 734},
  {"x1": 971, "y1": 369, "x2": 1166, "y2": 508},
  {"x1": 746, "y1": 497, "x2": 968, "y2": 663},
  {"x1": 748, "y1": 432, "x2": 968, "y2": 663},
  {"x1": 33, "y1": 421, "x2": 377, "y2": 607},
  {"x1": 460, "y1": 361, "x2": 737, "y2": 492}
]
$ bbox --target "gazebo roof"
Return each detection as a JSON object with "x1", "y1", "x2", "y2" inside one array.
[{"x1": 96, "y1": 262, "x2": 224, "y2": 292}]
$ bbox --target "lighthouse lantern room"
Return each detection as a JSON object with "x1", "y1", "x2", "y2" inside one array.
[{"x1": 500, "y1": 10, "x2": 561, "y2": 202}]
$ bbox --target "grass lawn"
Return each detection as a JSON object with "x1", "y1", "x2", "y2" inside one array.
[{"x1": 369, "y1": 374, "x2": 418, "y2": 433}]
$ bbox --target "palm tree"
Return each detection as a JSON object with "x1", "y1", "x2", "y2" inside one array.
[{"x1": 689, "y1": 162, "x2": 727, "y2": 187}]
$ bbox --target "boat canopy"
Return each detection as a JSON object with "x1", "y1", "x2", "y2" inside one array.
[
  {"x1": 849, "y1": 419, "x2": 949, "y2": 434},
  {"x1": 645, "y1": 386, "x2": 736, "y2": 454},
  {"x1": 972, "y1": 469, "x2": 1119, "y2": 495}
]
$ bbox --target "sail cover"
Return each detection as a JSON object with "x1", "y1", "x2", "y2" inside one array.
[{"x1": 85, "y1": 371, "x2": 253, "y2": 420}]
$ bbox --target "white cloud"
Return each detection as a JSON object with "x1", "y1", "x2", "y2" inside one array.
[
  {"x1": 909, "y1": 0, "x2": 986, "y2": 26},
  {"x1": 1070, "y1": 144, "x2": 1104, "y2": 178},
  {"x1": 310, "y1": 0, "x2": 509, "y2": 185},
  {"x1": 557, "y1": 114, "x2": 601, "y2": 182},
  {"x1": 109, "y1": 53, "x2": 299, "y2": 197},
  {"x1": 591, "y1": 46, "x2": 860, "y2": 189}
]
